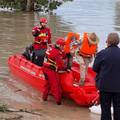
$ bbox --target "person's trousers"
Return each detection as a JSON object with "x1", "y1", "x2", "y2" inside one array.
[
  {"x1": 42, "y1": 66, "x2": 62, "y2": 103},
  {"x1": 66, "y1": 53, "x2": 73, "y2": 69},
  {"x1": 100, "y1": 91, "x2": 120, "y2": 120},
  {"x1": 75, "y1": 55, "x2": 92, "y2": 82}
]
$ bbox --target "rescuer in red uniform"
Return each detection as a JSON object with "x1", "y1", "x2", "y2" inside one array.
[
  {"x1": 42, "y1": 38, "x2": 66, "y2": 105},
  {"x1": 32, "y1": 17, "x2": 51, "y2": 66}
]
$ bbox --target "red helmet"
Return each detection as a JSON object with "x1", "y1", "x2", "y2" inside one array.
[
  {"x1": 56, "y1": 38, "x2": 65, "y2": 46},
  {"x1": 39, "y1": 17, "x2": 48, "y2": 24}
]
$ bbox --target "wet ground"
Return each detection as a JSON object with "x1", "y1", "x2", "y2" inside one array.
[{"x1": 0, "y1": 75, "x2": 100, "y2": 120}]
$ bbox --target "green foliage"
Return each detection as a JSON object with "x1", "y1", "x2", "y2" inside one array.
[
  {"x1": 37, "y1": 0, "x2": 48, "y2": 6},
  {"x1": 0, "y1": 0, "x2": 73, "y2": 12},
  {"x1": 0, "y1": 103, "x2": 8, "y2": 112},
  {"x1": 49, "y1": 1, "x2": 62, "y2": 10},
  {"x1": 13, "y1": 0, "x2": 24, "y2": 10},
  {"x1": 63, "y1": 0, "x2": 73, "y2": 1},
  {"x1": 49, "y1": 1, "x2": 57, "y2": 10}
]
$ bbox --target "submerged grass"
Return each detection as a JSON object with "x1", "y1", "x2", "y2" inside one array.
[{"x1": 0, "y1": 103, "x2": 8, "y2": 112}]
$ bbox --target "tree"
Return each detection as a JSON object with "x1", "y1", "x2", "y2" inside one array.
[
  {"x1": 0, "y1": 0, "x2": 73, "y2": 12},
  {"x1": 26, "y1": 0, "x2": 35, "y2": 11}
]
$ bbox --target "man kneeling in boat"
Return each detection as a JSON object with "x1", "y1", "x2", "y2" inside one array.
[{"x1": 42, "y1": 38, "x2": 67, "y2": 105}]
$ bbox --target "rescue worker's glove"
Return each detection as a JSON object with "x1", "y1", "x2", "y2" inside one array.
[
  {"x1": 32, "y1": 30, "x2": 40, "y2": 37},
  {"x1": 32, "y1": 26, "x2": 40, "y2": 37}
]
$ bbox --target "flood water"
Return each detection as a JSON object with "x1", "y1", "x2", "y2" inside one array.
[{"x1": 0, "y1": 0, "x2": 120, "y2": 119}]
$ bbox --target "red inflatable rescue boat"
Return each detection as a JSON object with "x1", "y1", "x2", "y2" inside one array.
[{"x1": 8, "y1": 54, "x2": 99, "y2": 106}]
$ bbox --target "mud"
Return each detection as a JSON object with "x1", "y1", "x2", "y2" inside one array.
[{"x1": 0, "y1": 76, "x2": 100, "y2": 120}]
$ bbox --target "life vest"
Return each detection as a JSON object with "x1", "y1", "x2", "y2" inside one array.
[
  {"x1": 44, "y1": 46, "x2": 57, "y2": 71},
  {"x1": 34, "y1": 33, "x2": 48, "y2": 44},
  {"x1": 79, "y1": 32, "x2": 97, "y2": 57},
  {"x1": 64, "y1": 32, "x2": 80, "y2": 53},
  {"x1": 44, "y1": 46, "x2": 65, "y2": 71},
  {"x1": 40, "y1": 27, "x2": 51, "y2": 44},
  {"x1": 33, "y1": 26, "x2": 51, "y2": 50}
]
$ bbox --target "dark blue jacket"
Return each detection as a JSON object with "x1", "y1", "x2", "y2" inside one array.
[{"x1": 93, "y1": 45, "x2": 120, "y2": 92}]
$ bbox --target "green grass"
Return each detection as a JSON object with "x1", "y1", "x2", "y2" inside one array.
[{"x1": 0, "y1": 103, "x2": 8, "y2": 112}]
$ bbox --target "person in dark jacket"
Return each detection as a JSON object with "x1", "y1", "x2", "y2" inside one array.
[{"x1": 93, "y1": 33, "x2": 120, "y2": 120}]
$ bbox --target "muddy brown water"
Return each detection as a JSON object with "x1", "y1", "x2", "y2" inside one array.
[{"x1": 0, "y1": 0, "x2": 120, "y2": 119}]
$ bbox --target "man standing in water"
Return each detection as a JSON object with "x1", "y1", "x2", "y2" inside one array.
[
  {"x1": 42, "y1": 38, "x2": 66, "y2": 105},
  {"x1": 93, "y1": 33, "x2": 120, "y2": 120},
  {"x1": 32, "y1": 17, "x2": 51, "y2": 66}
]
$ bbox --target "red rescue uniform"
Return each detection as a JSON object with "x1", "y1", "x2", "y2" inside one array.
[
  {"x1": 33, "y1": 26, "x2": 51, "y2": 50},
  {"x1": 42, "y1": 46, "x2": 65, "y2": 104}
]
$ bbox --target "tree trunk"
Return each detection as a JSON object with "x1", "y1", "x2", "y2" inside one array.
[{"x1": 26, "y1": 0, "x2": 35, "y2": 11}]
